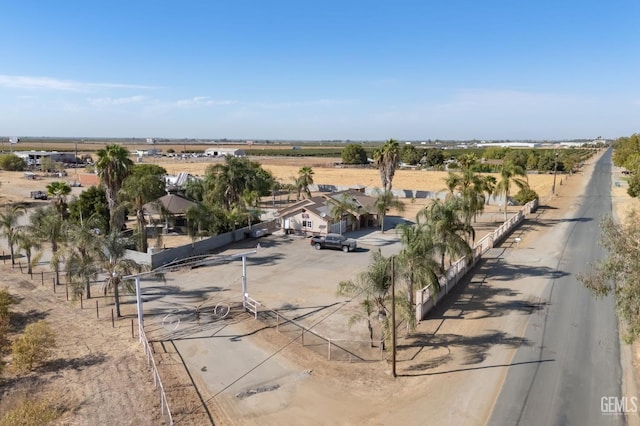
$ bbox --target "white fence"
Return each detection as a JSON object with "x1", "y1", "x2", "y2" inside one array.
[
  {"x1": 139, "y1": 326, "x2": 173, "y2": 425},
  {"x1": 415, "y1": 199, "x2": 539, "y2": 321}
]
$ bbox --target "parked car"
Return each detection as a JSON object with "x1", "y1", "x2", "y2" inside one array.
[{"x1": 310, "y1": 233, "x2": 357, "y2": 253}]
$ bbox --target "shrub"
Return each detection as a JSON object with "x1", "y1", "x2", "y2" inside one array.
[
  {"x1": 11, "y1": 320, "x2": 56, "y2": 372},
  {"x1": 0, "y1": 398, "x2": 62, "y2": 426},
  {"x1": 514, "y1": 187, "x2": 539, "y2": 205},
  {"x1": 0, "y1": 154, "x2": 26, "y2": 171}
]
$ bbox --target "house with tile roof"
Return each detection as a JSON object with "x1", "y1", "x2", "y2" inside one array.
[{"x1": 278, "y1": 188, "x2": 378, "y2": 236}]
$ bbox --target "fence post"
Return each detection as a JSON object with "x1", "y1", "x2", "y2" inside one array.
[
  {"x1": 65, "y1": 282, "x2": 69, "y2": 301},
  {"x1": 80, "y1": 294, "x2": 83, "y2": 309},
  {"x1": 41, "y1": 271, "x2": 44, "y2": 286},
  {"x1": 131, "y1": 319, "x2": 135, "y2": 338},
  {"x1": 111, "y1": 309, "x2": 115, "y2": 328},
  {"x1": 53, "y1": 278, "x2": 56, "y2": 293},
  {"x1": 18, "y1": 261, "x2": 23, "y2": 273},
  {"x1": 301, "y1": 329, "x2": 304, "y2": 346},
  {"x1": 96, "y1": 300, "x2": 99, "y2": 319}
]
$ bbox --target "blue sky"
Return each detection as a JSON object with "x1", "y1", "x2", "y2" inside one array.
[{"x1": 1, "y1": 0, "x2": 639, "y2": 141}]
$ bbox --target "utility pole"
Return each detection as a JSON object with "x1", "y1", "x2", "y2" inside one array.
[
  {"x1": 391, "y1": 256, "x2": 397, "y2": 378},
  {"x1": 552, "y1": 150, "x2": 559, "y2": 195}
]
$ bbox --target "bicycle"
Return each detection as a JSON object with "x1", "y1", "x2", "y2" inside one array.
[{"x1": 162, "y1": 301, "x2": 231, "y2": 331}]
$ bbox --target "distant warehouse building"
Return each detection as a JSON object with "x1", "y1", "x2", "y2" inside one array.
[
  {"x1": 14, "y1": 150, "x2": 77, "y2": 165},
  {"x1": 204, "y1": 147, "x2": 246, "y2": 157}
]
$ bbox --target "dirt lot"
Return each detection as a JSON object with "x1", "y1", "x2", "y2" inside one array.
[{"x1": 0, "y1": 150, "x2": 607, "y2": 424}]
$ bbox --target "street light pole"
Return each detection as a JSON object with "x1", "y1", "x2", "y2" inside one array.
[{"x1": 552, "y1": 150, "x2": 559, "y2": 195}]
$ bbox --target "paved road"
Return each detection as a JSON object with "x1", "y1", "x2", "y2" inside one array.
[{"x1": 489, "y1": 149, "x2": 625, "y2": 425}]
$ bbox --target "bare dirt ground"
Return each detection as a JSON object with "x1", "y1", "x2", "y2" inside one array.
[{"x1": 0, "y1": 151, "x2": 604, "y2": 424}]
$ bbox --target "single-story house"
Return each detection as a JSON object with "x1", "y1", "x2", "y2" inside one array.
[
  {"x1": 143, "y1": 194, "x2": 196, "y2": 232},
  {"x1": 278, "y1": 189, "x2": 378, "y2": 236}
]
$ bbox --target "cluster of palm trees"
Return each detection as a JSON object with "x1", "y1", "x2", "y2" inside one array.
[{"x1": 338, "y1": 145, "x2": 531, "y2": 348}]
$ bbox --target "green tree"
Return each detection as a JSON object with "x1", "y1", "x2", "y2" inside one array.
[
  {"x1": 120, "y1": 164, "x2": 167, "y2": 253},
  {"x1": 424, "y1": 149, "x2": 445, "y2": 167},
  {"x1": 341, "y1": 144, "x2": 368, "y2": 164},
  {"x1": 96, "y1": 231, "x2": 144, "y2": 317},
  {"x1": 46, "y1": 181, "x2": 72, "y2": 219},
  {"x1": 496, "y1": 162, "x2": 529, "y2": 221},
  {"x1": 373, "y1": 189, "x2": 405, "y2": 233},
  {"x1": 0, "y1": 154, "x2": 26, "y2": 171},
  {"x1": 513, "y1": 187, "x2": 539, "y2": 205},
  {"x1": 628, "y1": 174, "x2": 640, "y2": 198},
  {"x1": 296, "y1": 166, "x2": 314, "y2": 201},
  {"x1": 578, "y1": 210, "x2": 640, "y2": 342},
  {"x1": 68, "y1": 185, "x2": 110, "y2": 233},
  {"x1": 373, "y1": 139, "x2": 400, "y2": 191},
  {"x1": 400, "y1": 145, "x2": 422, "y2": 165},
  {"x1": 0, "y1": 205, "x2": 26, "y2": 265},
  {"x1": 96, "y1": 144, "x2": 134, "y2": 232}
]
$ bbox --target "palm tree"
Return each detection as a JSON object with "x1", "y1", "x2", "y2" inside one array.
[
  {"x1": 397, "y1": 223, "x2": 443, "y2": 331},
  {"x1": 296, "y1": 166, "x2": 314, "y2": 201},
  {"x1": 328, "y1": 193, "x2": 358, "y2": 234},
  {"x1": 444, "y1": 172, "x2": 460, "y2": 200},
  {"x1": 337, "y1": 249, "x2": 392, "y2": 348},
  {"x1": 483, "y1": 175, "x2": 497, "y2": 205},
  {"x1": 96, "y1": 144, "x2": 134, "y2": 232},
  {"x1": 95, "y1": 231, "x2": 144, "y2": 317},
  {"x1": 0, "y1": 205, "x2": 26, "y2": 265},
  {"x1": 46, "y1": 181, "x2": 71, "y2": 218},
  {"x1": 419, "y1": 199, "x2": 473, "y2": 269},
  {"x1": 14, "y1": 226, "x2": 42, "y2": 275},
  {"x1": 31, "y1": 206, "x2": 67, "y2": 285},
  {"x1": 496, "y1": 162, "x2": 529, "y2": 221},
  {"x1": 373, "y1": 139, "x2": 400, "y2": 191},
  {"x1": 373, "y1": 189, "x2": 405, "y2": 233},
  {"x1": 64, "y1": 214, "x2": 104, "y2": 299}
]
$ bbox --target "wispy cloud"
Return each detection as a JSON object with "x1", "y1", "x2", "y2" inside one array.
[
  {"x1": 0, "y1": 75, "x2": 157, "y2": 91},
  {"x1": 89, "y1": 95, "x2": 148, "y2": 106},
  {"x1": 175, "y1": 96, "x2": 237, "y2": 106},
  {"x1": 250, "y1": 98, "x2": 358, "y2": 109}
]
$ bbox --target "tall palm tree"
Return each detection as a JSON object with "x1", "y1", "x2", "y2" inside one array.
[
  {"x1": 373, "y1": 189, "x2": 405, "y2": 233},
  {"x1": 95, "y1": 231, "x2": 144, "y2": 317},
  {"x1": 496, "y1": 162, "x2": 529, "y2": 221},
  {"x1": 96, "y1": 144, "x2": 134, "y2": 232},
  {"x1": 373, "y1": 139, "x2": 400, "y2": 191},
  {"x1": 397, "y1": 223, "x2": 443, "y2": 331},
  {"x1": 296, "y1": 166, "x2": 314, "y2": 201},
  {"x1": 328, "y1": 193, "x2": 358, "y2": 234},
  {"x1": 0, "y1": 205, "x2": 26, "y2": 265},
  {"x1": 14, "y1": 226, "x2": 42, "y2": 275},
  {"x1": 419, "y1": 199, "x2": 473, "y2": 269},
  {"x1": 46, "y1": 181, "x2": 72, "y2": 219}
]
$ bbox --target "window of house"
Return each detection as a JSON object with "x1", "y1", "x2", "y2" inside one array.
[{"x1": 302, "y1": 220, "x2": 312, "y2": 228}]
